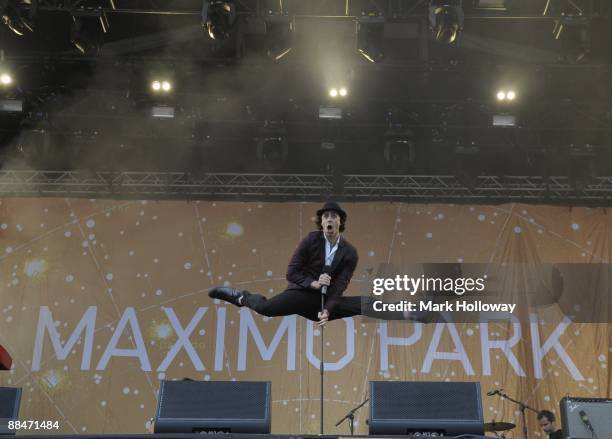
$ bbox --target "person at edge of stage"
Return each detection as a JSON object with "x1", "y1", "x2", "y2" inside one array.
[{"x1": 537, "y1": 410, "x2": 563, "y2": 439}]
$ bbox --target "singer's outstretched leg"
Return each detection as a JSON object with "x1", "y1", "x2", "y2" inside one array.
[
  {"x1": 242, "y1": 288, "x2": 321, "y2": 321},
  {"x1": 209, "y1": 287, "x2": 435, "y2": 323},
  {"x1": 210, "y1": 287, "x2": 366, "y2": 321}
]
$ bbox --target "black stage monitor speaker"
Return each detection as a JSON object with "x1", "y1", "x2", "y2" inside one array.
[
  {"x1": 0, "y1": 387, "x2": 21, "y2": 436},
  {"x1": 154, "y1": 380, "x2": 271, "y2": 434},
  {"x1": 369, "y1": 381, "x2": 484, "y2": 436},
  {"x1": 560, "y1": 397, "x2": 612, "y2": 439}
]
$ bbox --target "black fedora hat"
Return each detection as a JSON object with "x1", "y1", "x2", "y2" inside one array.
[{"x1": 316, "y1": 201, "x2": 347, "y2": 220}]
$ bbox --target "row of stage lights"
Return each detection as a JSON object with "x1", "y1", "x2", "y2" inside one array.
[
  {"x1": 150, "y1": 79, "x2": 347, "y2": 99},
  {"x1": 2, "y1": 67, "x2": 517, "y2": 104},
  {"x1": 149, "y1": 81, "x2": 515, "y2": 103}
]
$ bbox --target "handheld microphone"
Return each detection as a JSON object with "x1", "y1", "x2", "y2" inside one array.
[
  {"x1": 579, "y1": 410, "x2": 594, "y2": 432},
  {"x1": 321, "y1": 264, "x2": 332, "y2": 296}
]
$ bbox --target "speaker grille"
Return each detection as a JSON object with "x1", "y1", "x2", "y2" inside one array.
[
  {"x1": 158, "y1": 381, "x2": 269, "y2": 419},
  {"x1": 371, "y1": 381, "x2": 481, "y2": 420}
]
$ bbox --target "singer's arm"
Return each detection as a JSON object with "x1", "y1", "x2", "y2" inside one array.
[{"x1": 286, "y1": 233, "x2": 317, "y2": 289}]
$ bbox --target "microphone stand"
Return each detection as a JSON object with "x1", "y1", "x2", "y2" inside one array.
[
  {"x1": 320, "y1": 284, "x2": 326, "y2": 435},
  {"x1": 335, "y1": 398, "x2": 369, "y2": 436},
  {"x1": 319, "y1": 261, "x2": 332, "y2": 435},
  {"x1": 493, "y1": 390, "x2": 538, "y2": 439}
]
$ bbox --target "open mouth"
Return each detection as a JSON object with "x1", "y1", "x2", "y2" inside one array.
[{"x1": 326, "y1": 225, "x2": 333, "y2": 230}]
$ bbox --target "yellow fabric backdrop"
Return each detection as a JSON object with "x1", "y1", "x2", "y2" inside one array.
[{"x1": 0, "y1": 199, "x2": 610, "y2": 436}]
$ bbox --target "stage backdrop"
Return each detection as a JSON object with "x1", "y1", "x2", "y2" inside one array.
[{"x1": 0, "y1": 199, "x2": 610, "y2": 436}]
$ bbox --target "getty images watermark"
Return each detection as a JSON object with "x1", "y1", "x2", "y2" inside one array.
[
  {"x1": 358, "y1": 263, "x2": 612, "y2": 323},
  {"x1": 369, "y1": 274, "x2": 516, "y2": 315}
]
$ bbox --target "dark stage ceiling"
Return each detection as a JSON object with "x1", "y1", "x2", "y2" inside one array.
[{"x1": 1, "y1": 0, "x2": 612, "y2": 203}]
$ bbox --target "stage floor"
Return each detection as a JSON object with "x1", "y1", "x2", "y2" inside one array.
[{"x1": 15, "y1": 435, "x2": 480, "y2": 439}]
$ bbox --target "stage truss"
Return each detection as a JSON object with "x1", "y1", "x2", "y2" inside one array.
[{"x1": 1, "y1": 171, "x2": 612, "y2": 204}]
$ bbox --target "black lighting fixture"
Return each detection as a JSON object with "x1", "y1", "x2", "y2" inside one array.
[
  {"x1": 553, "y1": 15, "x2": 590, "y2": 63},
  {"x1": 0, "y1": 0, "x2": 36, "y2": 36},
  {"x1": 70, "y1": 7, "x2": 109, "y2": 56},
  {"x1": 357, "y1": 12, "x2": 385, "y2": 63},
  {"x1": 265, "y1": 13, "x2": 293, "y2": 61},
  {"x1": 429, "y1": 0, "x2": 464, "y2": 44},
  {"x1": 473, "y1": 0, "x2": 513, "y2": 11},
  {"x1": 493, "y1": 86, "x2": 518, "y2": 126},
  {"x1": 0, "y1": 98, "x2": 21, "y2": 112},
  {"x1": 383, "y1": 125, "x2": 416, "y2": 170},
  {"x1": 255, "y1": 120, "x2": 288, "y2": 168},
  {"x1": 492, "y1": 113, "x2": 516, "y2": 127},
  {"x1": 201, "y1": 0, "x2": 236, "y2": 40}
]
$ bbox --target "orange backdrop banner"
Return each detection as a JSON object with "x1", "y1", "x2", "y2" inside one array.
[{"x1": 0, "y1": 199, "x2": 610, "y2": 435}]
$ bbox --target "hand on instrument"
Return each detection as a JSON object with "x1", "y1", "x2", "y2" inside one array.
[{"x1": 317, "y1": 309, "x2": 329, "y2": 327}]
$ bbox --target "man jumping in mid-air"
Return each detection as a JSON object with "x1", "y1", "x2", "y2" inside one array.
[
  {"x1": 210, "y1": 201, "x2": 434, "y2": 325},
  {"x1": 209, "y1": 201, "x2": 364, "y2": 326}
]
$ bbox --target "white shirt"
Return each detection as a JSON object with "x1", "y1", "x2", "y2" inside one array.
[{"x1": 324, "y1": 234, "x2": 340, "y2": 267}]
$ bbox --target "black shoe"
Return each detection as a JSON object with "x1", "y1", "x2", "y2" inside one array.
[{"x1": 209, "y1": 287, "x2": 244, "y2": 307}]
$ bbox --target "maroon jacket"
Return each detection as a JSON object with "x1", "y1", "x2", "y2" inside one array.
[{"x1": 285, "y1": 231, "x2": 359, "y2": 313}]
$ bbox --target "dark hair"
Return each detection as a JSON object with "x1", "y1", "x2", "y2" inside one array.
[
  {"x1": 315, "y1": 211, "x2": 346, "y2": 232},
  {"x1": 537, "y1": 410, "x2": 556, "y2": 423}
]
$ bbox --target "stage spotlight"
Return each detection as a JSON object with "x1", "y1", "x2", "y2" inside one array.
[
  {"x1": 0, "y1": 73, "x2": 12, "y2": 85},
  {"x1": 554, "y1": 15, "x2": 591, "y2": 63},
  {"x1": 151, "y1": 79, "x2": 173, "y2": 93},
  {"x1": 202, "y1": 0, "x2": 236, "y2": 40},
  {"x1": 0, "y1": 0, "x2": 35, "y2": 36},
  {"x1": 70, "y1": 9, "x2": 109, "y2": 56},
  {"x1": 429, "y1": 0, "x2": 464, "y2": 44},
  {"x1": 265, "y1": 14, "x2": 293, "y2": 61},
  {"x1": 496, "y1": 89, "x2": 516, "y2": 101},
  {"x1": 328, "y1": 87, "x2": 348, "y2": 99},
  {"x1": 357, "y1": 13, "x2": 385, "y2": 63}
]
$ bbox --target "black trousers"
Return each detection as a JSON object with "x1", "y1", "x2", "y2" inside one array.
[{"x1": 242, "y1": 288, "x2": 369, "y2": 322}]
